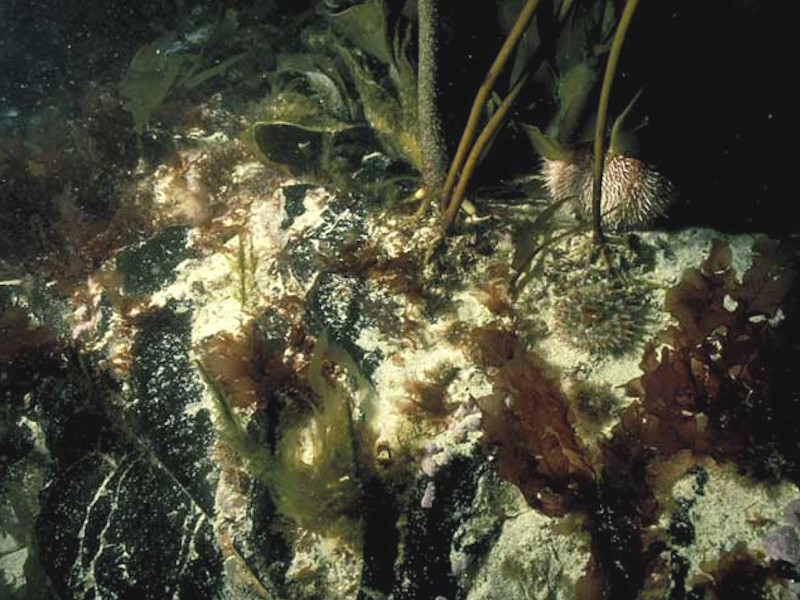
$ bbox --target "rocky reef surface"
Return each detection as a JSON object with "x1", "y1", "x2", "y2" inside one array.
[
  {"x1": 2, "y1": 129, "x2": 798, "y2": 598},
  {"x1": 0, "y1": 4, "x2": 794, "y2": 600}
]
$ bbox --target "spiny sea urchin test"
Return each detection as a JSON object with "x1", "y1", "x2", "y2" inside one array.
[
  {"x1": 553, "y1": 276, "x2": 651, "y2": 356},
  {"x1": 542, "y1": 153, "x2": 673, "y2": 231},
  {"x1": 541, "y1": 157, "x2": 585, "y2": 208}
]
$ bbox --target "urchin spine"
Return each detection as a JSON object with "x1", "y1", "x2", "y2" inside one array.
[{"x1": 542, "y1": 153, "x2": 673, "y2": 231}]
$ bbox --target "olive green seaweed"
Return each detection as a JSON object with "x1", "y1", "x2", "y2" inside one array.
[
  {"x1": 231, "y1": 233, "x2": 258, "y2": 311},
  {"x1": 120, "y1": 11, "x2": 247, "y2": 132},
  {"x1": 181, "y1": 52, "x2": 247, "y2": 90},
  {"x1": 334, "y1": 20, "x2": 422, "y2": 171},
  {"x1": 509, "y1": 197, "x2": 577, "y2": 294},
  {"x1": 520, "y1": 124, "x2": 572, "y2": 162},
  {"x1": 608, "y1": 87, "x2": 645, "y2": 158},
  {"x1": 271, "y1": 331, "x2": 363, "y2": 539},
  {"x1": 120, "y1": 36, "x2": 186, "y2": 133},
  {"x1": 330, "y1": 0, "x2": 393, "y2": 65},
  {"x1": 244, "y1": 68, "x2": 354, "y2": 174},
  {"x1": 497, "y1": 0, "x2": 540, "y2": 86},
  {"x1": 551, "y1": 59, "x2": 600, "y2": 145},
  {"x1": 197, "y1": 332, "x2": 366, "y2": 541},
  {"x1": 247, "y1": 119, "x2": 379, "y2": 180},
  {"x1": 274, "y1": 53, "x2": 355, "y2": 121},
  {"x1": 195, "y1": 359, "x2": 256, "y2": 462},
  {"x1": 248, "y1": 1, "x2": 422, "y2": 176}
]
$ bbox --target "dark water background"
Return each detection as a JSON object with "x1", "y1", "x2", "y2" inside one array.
[
  {"x1": 0, "y1": 0, "x2": 783, "y2": 232},
  {"x1": 433, "y1": 0, "x2": 782, "y2": 234}
]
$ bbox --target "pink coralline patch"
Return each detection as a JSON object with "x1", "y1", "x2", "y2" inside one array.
[
  {"x1": 421, "y1": 455, "x2": 437, "y2": 477},
  {"x1": 421, "y1": 481, "x2": 436, "y2": 509}
]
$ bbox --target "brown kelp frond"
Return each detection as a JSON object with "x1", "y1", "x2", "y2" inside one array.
[
  {"x1": 401, "y1": 363, "x2": 460, "y2": 422},
  {"x1": 474, "y1": 329, "x2": 595, "y2": 515},
  {"x1": 620, "y1": 238, "x2": 798, "y2": 477}
]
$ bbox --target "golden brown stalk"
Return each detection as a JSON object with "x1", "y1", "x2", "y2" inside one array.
[
  {"x1": 591, "y1": 0, "x2": 641, "y2": 246},
  {"x1": 441, "y1": 72, "x2": 529, "y2": 232},
  {"x1": 440, "y1": 0, "x2": 542, "y2": 208}
]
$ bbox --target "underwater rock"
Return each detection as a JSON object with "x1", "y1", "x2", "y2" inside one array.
[
  {"x1": 763, "y1": 526, "x2": 800, "y2": 565},
  {"x1": 277, "y1": 185, "x2": 368, "y2": 286},
  {"x1": 8, "y1": 196, "x2": 799, "y2": 600},
  {"x1": 305, "y1": 271, "x2": 366, "y2": 349},
  {"x1": 392, "y1": 453, "x2": 484, "y2": 600},
  {"x1": 655, "y1": 459, "x2": 798, "y2": 597},
  {"x1": 5, "y1": 344, "x2": 221, "y2": 600},
  {"x1": 0, "y1": 366, "x2": 52, "y2": 600},
  {"x1": 0, "y1": 270, "x2": 222, "y2": 599},
  {"x1": 79, "y1": 170, "x2": 118, "y2": 221},
  {"x1": 280, "y1": 183, "x2": 318, "y2": 230},
  {"x1": 465, "y1": 511, "x2": 591, "y2": 600},
  {"x1": 0, "y1": 2, "x2": 790, "y2": 598},
  {"x1": 129, "y1": 305, "x2": 217, "y2": 511},
  {"x1": 7, "y1": 150, "x2": 797, "y2": 600},
  {"x1": 2, "y1": 27, "x2": 793, "y2": 596},
  {"x1": 116, "y1": 226, "x2": 196, "y2": 296},
  {"x1": 449, "y1": 470, "x2": 592, "y2": 600}
]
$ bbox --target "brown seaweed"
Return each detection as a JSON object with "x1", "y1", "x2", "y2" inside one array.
[
  {"x1": 628, "y1": 238, "x2": 798, "y2": 478},
  {"x1": 586, "y1": 238, "x2": 799, "y2": 598},
  {"x1": 475, "y1": 330, "x2": 595, "y2": 515},
  {"x1": 198, "y1": 316, "x2": 311, "y2": 415}
]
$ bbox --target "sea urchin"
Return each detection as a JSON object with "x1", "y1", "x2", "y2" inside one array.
[
  {"x1": 552, "y1": 276, "x2": 652, "y2": 356},
  {"x1": 542, "y1": 153, "x2": 673, "y2": 231}
]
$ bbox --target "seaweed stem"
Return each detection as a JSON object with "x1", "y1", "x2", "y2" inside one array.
[
  {"x1": 591, "y1": 0, "x2": 641, "y2": 247},
  {"x1": 237, "y1": 233, "x2": 248, "y2": 310},
  {"x1": 440, "y1": 0, "x2": 542, "y2": 209},
  {"x1": 441, "y1": 71, "x2": 530, "y2": 233},
  {"x1": 418, "y1": 0, "x2": 447, "y2": 194}
]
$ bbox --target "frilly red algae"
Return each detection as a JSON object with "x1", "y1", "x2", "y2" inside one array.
[
  {"x1": 401, "y1": 363, "x2": 460, "y2": 422},
  {"x1": 622, "y1": 344, "x2": 714, "y2": 456},
  {"x1": 475, "y1": 331, "x2": 595, "y2": 516},
  {"x1": 199, "y1": 325, "x2": 308, "y2": 410},
  {"x1": 471, "y1": 237, "x2": 798, "y2": 598},
  {"x1": 693, "y1": 543, "x2": 771, "y2": 599},
  {"x1": 664, "y1": 238, "x2": 795, "y2": 348},
  {"x1": 624, "y1": 238, "x2": 798, "y2": 474},
  {"x1": 0, "y1": 306, "x2": 59, "y2": 362},
  {"x1": 662, "y1": 238, "x2": 738, "y2": 348}
]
